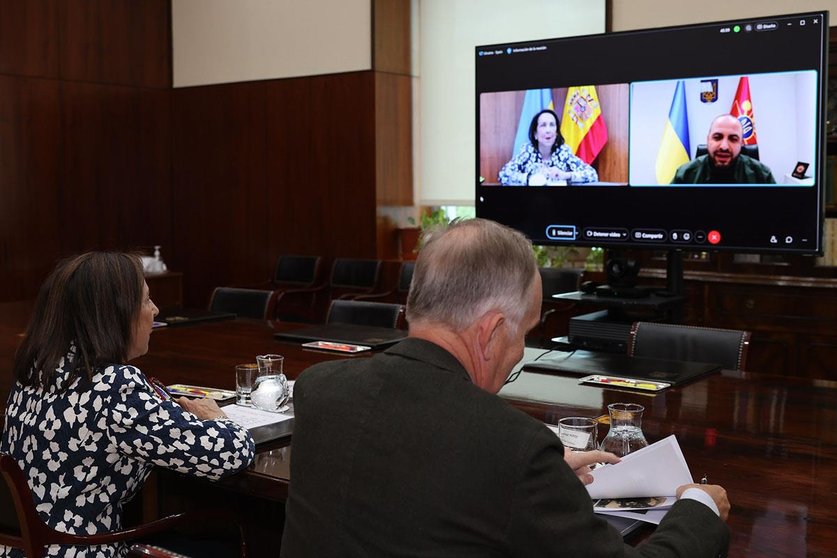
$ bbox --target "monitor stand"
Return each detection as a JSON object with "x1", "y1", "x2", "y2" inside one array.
[{"x1": 560, "y1": 251, "x2": 686, "y2": 351}]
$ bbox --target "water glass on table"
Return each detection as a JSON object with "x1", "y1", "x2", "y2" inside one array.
[
  {"x1": 599, "y1": 402, "x2": 649, "y2": 457},
  {"x1": 557, "y1": 417, "x2": 598, "y2": 452},
  {"x1": 251, "y1": 353, "x2": 290, "y2": 412},
  {"x1": 235, "y1": 363, "x2": 259, "y2": 406}
]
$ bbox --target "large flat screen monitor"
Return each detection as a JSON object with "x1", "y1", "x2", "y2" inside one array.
[{"x1": 475, "y1": 11, "x2": 828, "y2": 255}]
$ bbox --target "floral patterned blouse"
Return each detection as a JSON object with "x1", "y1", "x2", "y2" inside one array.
[
  {"x1": 0, "y1": 346, "x2": 255, "y2": 558},
  {"x1": 498, "y1": 143, "x2": 598, "y2": 186}
]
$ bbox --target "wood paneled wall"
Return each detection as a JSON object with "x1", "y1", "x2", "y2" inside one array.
[{"x1": 0, "y1": 0, "x2": 412, "y2": 308}]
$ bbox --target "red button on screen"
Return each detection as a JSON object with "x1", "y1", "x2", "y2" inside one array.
[{"x1": 707, "y1": 230, "x2": 721, "y2": 245}]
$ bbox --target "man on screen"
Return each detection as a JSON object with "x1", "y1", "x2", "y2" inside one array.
[
  {"x1": 281, "y1": 218, "x2": 731, "y2": 557},
  {"x1": 671, "y1": 114, "x2": 776, "y2": 184}
]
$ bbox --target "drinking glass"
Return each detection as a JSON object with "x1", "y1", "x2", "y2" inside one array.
[
  {"x1": 599, "y1": 403, "x2": 649, "y2": 457},
  {"x1": 558, "y1": 417, "x2": 598, "y2": 452},
  {"x1": 235, "y1": 363, "x2": 259, "y2": 406},
  {"x1": 251, "y1": 354, "x2": 290, "y2": 412}
]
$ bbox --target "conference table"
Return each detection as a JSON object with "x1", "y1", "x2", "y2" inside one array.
[{"x1": 2, "y1": 306, "x2": 837, "y2": 557}]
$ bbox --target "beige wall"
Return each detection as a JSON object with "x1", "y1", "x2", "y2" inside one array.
[
  {"x1": 418, "y1": 0, "x2": 606, "y2": 205},
  {"x1": 172, "y1": 0, "x2": 372, "y2": 87},
  {"x1": 610, "y1": 0, "x2": 837, "y2": 31}
]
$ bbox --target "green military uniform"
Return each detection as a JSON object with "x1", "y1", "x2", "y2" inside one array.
[{"x1": 671, "y1": 154, "x2": 776, "y2": 184}]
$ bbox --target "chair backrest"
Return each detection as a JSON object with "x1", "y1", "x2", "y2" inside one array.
[
  {"x1": 272, "y1": 255, "x2": 321, "y2": 287},
  {"x1": 330, "y1": 258, "x2": 381, "y2": 292},
  {"x1": 209, "y1": 287, "x2": 274, "y2": 319},
  {"x1": 326, "y1": 300, "x2": 404, "y2": 329},
  {"x1": 539, "y1": 268, "x2": 583, "y2": 299},
  {"x1": 397, "y1": 261, "x2": 416, "y2": 293},
  {"x1": 695, "y1": 143, "x2": 760, "y2": 160},
  {"x1": 628, "y1": 322, "x2": 751, "y2": 371}
]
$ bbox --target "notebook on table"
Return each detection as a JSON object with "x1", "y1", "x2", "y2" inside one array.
[
  {"x1": 523, "y1": 352, "x2": 720, "y2": 387},
  {"x1": 154, "y1": 308, "x2": 237, "y2": 327},
  {"x1": 274, "y1": 323, "x2": 407, "y2": 350}
]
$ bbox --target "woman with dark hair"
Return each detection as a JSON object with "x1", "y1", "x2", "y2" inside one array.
[
  {"x1": 498, "y1": 108, "x2": 598, "y2": 186},
  {"x1": 0, "y1": 252, "x2": 255, "y2": 558}
]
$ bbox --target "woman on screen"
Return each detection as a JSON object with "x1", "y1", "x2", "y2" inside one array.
[
  {"x1": 498, "y1": 109, "x2": 598, "y2": 186},
  {"x1": 0, "y1": 252, "x2": 255, "y2": 558}
]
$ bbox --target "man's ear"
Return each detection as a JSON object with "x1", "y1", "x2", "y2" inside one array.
[{"x1": 476, "y1": 311, "x2": 505, "y2": 360}]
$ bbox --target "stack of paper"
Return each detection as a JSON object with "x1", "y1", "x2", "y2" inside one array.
[{"x1": 587, "y1": 435, "x2": 694, "y2": 525}]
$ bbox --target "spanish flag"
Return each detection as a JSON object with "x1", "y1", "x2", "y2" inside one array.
[
  {"x1": 560, "y1": 86, "x2": 608, "y2": 164},
  {"x1": 730, "y1": 76, "x2": 757, "y2": 145},
  {"x1": 655, "y1": 80, "x2": 690, "y2": 184}
]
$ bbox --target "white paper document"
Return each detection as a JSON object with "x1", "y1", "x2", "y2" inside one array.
[
  {"x1": 223, "y1": 404, "x2": 293, "y2": 430},
  {"x1": 596, "y1": 508, "x2": 669, "y2": 525},
  {"x1": 586, "y1": 435, "x2": 694, "y2": 500}
]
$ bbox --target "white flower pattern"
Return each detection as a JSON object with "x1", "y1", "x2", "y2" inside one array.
[{"x1": 0, "y1": 354, "x2": 255, "y2": 558}]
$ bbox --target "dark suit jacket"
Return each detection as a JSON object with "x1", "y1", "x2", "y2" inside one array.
[{"x1": 281, "y1": 338, "x2": 728, "y2": 557}]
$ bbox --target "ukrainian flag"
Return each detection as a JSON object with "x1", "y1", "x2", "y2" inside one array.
[
  {"x1": 655, "y1": 80, "x2": 690, "y2": 184},
  {"x1": 512, "y1": 89, "x2": 554, "y2": 156}
]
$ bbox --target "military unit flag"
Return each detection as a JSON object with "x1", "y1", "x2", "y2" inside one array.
[{"x1": 730, "y1": 76, "x2": 758, "y2": 145}]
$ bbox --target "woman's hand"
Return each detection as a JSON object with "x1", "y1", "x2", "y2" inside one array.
[
  {"x1": 175, "y1": 396, "x2": 227, "y2": 420},
  {"x1": 564, "y1": 448, "x2": 621, "y2": 485}
]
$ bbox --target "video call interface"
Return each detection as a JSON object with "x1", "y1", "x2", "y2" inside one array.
[{"x1": 475, "y1": 12, "x2": 828, "y2": 254}]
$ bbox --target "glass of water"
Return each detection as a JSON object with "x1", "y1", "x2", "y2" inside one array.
[
  {"x1": 558, "y1": 417, "x2": 598, "y2": 451},
  {"x1": 251, "y1": 354, "x2": 290, "y2": 412},
  {"x1": 599, "y1": 403, "x2": 649, "y2": 457}
]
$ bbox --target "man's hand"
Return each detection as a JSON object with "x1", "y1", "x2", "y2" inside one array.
[
  {"x1": 564, "y1": 449, "x2": 620, "y2": 485},
  {"x1": 175, "y1": 396, "x2": 227, "y2": 421},
  {"x1": 677, "y1": 483, "x2": 730, "y2": 521}
]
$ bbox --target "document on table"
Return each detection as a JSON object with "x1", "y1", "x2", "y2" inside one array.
[
  {"x1": 223, "y1": 404, "x2": 293, "y2": 430},
  {"x1": 587, "y1": 435, "x2": 694, "y2": 499}
]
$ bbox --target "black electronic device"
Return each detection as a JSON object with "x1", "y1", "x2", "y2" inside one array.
[
  {"x1": 606, "y1": 258, "x2": 640, "y2": 287},
  {"x1": 476, "y1": 11, "x2": 828, "y2": 265}
]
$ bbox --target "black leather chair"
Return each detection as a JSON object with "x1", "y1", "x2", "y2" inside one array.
[
  {"x1": 267, "y1": 255, "x2": 324, "y2": 322},
  {"x1": 354, "y1": 261, "x2": 415, "y2": 305},
  {"x1": 270, "y1": 255, "x2": 321, "y2": 287},
  {"x1": 326, "y1": 300, "x2": 405, "y2": 329},
  {"x1": 208, "y1": 287, "x2": 274, "y2": 320},
  {"x1": 329, "y1": 258, "x2": 382, "y2": 300},
  {"x1": 627, "y1": 322, "x2": 751, "y2": 371},
  {"x1": 0, "y1": 453, "x2": 244, "y2": 558},
  {"x1": 695, "y1": 143, "x2": 759, "y2": 160}
]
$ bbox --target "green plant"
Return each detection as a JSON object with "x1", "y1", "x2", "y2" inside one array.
[
  {"x1": 407, "y1": 207, "x2": 450, "y2": 230},
  {"x1": 407, "y1": 208, "x2": 451, "y2": 252},
  {"x1": 532, "y1": 245, "x2": 604, "y2": 270},
  {"x1": 532, "y1": 245, "x2": 580, "y2": 268}
]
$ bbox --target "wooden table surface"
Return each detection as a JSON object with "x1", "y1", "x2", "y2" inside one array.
[{"x1": 2, "y1": 305, "x2": 837, "y2": 556}]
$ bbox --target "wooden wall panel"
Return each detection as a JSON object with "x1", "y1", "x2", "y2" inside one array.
[
  {"x1": 60, "y1": 82, "x2": 172, "y2": 254},
  {"x1": 0, "y1": 77, "x2": 63, "y2": 300},
  {"x1": 0, "y1": 0, "x2": 60, "y2": 78},
  {"x1": 1, "y1": 4, "x2": 408, "y2": 311},
  {"x1": 171, "y1": 82, "x2": 268, "y2": 308},
  {"x1": 264, "y1": 72, "x2": 378, "y2": 263},
  {"x1": 375, "y1": 72, "x2": 412, "y2": 206},
  {"x1": 60, "y1": 0, "x2": 171, "y2": 87},
  {"x1": 373, "y1": 0, "x2": 411, "y2": 75}
]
